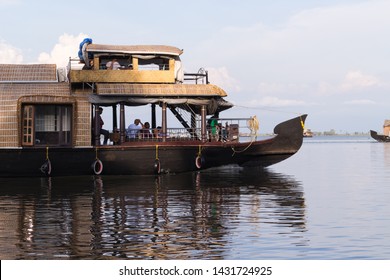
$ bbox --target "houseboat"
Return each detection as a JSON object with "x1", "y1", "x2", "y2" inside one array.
[{"x1": 0, "y1": 39, "x2": 307, "y2": 177}]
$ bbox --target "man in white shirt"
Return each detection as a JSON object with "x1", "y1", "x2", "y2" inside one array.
[{"x1": 127, "y1": 119, "x2": 143, "y2": 139}]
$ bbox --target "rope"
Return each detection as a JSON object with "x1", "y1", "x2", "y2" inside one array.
[
  {"x1": 155, "y1": 145, "x2": 159, "y2": 160},
  {"x1": 198, "y1": 145, "x2": 202, "y2": 156},
  {"x1": 46, "y1": 146, "x2": 49, "y2": 160},
  {"x1": 247, "y1": 115, "x2": 260, "y2": 139},
  {"x1": 232, "y1": 115, "x2": 258, "y2": 156},
  {"x1": 95, "y1": 147, "x2": 99, "y2": 160},
  {"x1": 231, "y1": 140, "x2": 254, "y2": 156},
  {"x1": 300, "y1": 116, "x2": 305, "y2": 130}
]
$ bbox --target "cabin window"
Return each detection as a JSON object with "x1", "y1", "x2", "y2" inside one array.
[
  {"x1": 22, "y1": 105, "x2": 34, "y2": 146},
  {"x1": 21, "y1": 104, "x2": 72, "y2": 147},
  {"x1": 138, "y1": 57, "x2": 170, "y2": 70}
]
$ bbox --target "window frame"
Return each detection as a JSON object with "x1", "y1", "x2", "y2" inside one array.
[{"x1": 21, "y1": 104, "x2": 74, "y2": 147}]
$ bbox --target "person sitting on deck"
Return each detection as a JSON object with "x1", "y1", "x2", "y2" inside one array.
[
  {"x1": 106, "y1": 59, "x2": 122, "y2": 70},
  {"x1": 153, "y1": 126, "x2": 170, "y2": 139},
  {"x1": 127, "y1": 118, "x2": 143, "y2": 139},
  {"x1": 139, "y1": 122, "x2": 153, "y2": 139},
  {"x1": 153, "y1": 126, "x2": 162, "y2": 138}
]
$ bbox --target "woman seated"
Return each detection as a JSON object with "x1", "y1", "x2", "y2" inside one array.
[{"x1": 139, "y1": 122, "x2": 152, "y2": 139}]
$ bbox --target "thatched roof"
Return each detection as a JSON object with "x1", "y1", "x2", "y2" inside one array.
[
  {"x1": 0, "y1": 64, "x2": 57, "y2": 82},
  {"x1": 86, "y1": 44, "x2": 183, "y2": 56},
  {"x1": 95, "y1": 83, "x2": 227, "y2": 97}
]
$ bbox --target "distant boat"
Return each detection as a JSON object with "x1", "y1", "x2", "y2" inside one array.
[
  {"x1": 370, "y1": 120, "x2": 390, "y2": 142},
  {"x1": 370, "y1": 130, "x2": 390, "y2": 142},
  {"x1": 303, "y1": 129, "x2": 313, "y2": 137}
]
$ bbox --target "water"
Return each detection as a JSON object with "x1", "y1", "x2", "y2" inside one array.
[{"x1": 0, "y1": 136, "x2": 389, "y2": 260}]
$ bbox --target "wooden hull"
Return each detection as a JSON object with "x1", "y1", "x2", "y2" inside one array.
[
  {"x1": 0, "y1": 115, "x2": 306, "y2": 177},
  {"x1": 370, "y1": 130, "x2": 390, "y2": 142}
]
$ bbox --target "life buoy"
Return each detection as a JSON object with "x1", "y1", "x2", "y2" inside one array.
[
  {"x1": 154, "y1": 159, "x2": 161, "y2": 175},
  {"x1": 92, "y1": 159, "x2": 103, "y2": 175},
  {"x1": 40, "y1": 159, "x2": 52, "y2": 176},
  {"x1": 195, "y1": 155, "x2": 204, "y2": 169}
]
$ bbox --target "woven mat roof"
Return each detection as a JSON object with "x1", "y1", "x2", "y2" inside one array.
[
  {"x1": 0, "y1": 64, "x2": 57, "y2": 82},
  {"x1": 96, "y1": 83, "x2": 227, "y2": 97}
]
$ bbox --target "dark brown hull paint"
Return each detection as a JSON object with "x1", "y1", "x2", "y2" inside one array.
[{"x1": 0, "y1": 115, "x2": 307, "y2": 177}]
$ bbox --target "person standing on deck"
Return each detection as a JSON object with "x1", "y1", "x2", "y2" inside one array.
[
  {"x1": 208, "y1": 113, "x2": 219, "y2": 141},
  {"x1": 95, "y1": 107, "x2": 109, "y2": 145}
]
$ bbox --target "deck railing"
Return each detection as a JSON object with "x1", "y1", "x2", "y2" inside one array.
[
  {"x1": 104, "y1": 117, "x2": 261, "y2": 145},
  {"x1": 183, "y1": 68, "x2": 209, "y2": 84}
]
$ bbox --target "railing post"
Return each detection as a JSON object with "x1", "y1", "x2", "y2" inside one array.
[{"x1": 120, "y1": 103, "x2": 125, "y2": 143}]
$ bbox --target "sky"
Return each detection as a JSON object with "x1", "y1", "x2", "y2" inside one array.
[{"x1": 1, "y1": 0, "x2": 390, "y2": 133}]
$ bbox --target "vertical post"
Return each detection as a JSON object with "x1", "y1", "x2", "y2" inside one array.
[
  {"x1": 132, "y1": 57, "x2": 139, "y2": 71},
  {"x1": 151, "y1": 104, "x2": 156, "y2": 129},
  {"x1": 120, "y1": 103, "x2": 125, "y2": 143},
  {"x1": 162, "y1": 102, "x2": 167, "y2": 142},
  {"x1": 201, "y1": 105, "x2": 207, "y2": 141},
  {"x1": 112, "y1": 105, "x2": 118, "y2": 131},
  {"x1": 93, "y1": 57, "x2": 99, "y2": 70},
  {"x1": 94, "y1": 105, "x2": 101, "y2": 146}
]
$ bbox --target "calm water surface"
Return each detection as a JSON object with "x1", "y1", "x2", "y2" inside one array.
[{"x1": 0, "y1": 136, "x2": 389, "y2": 259}]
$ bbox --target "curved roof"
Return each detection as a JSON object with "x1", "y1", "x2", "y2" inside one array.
[
  {"x1": 86, "y1": 44, "x2": 183, "y2": 56},
  {"x1": 95, "y1": 83, "x2": 227, "y2": 97}
]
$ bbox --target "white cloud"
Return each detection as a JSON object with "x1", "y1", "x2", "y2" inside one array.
[
  {"x1": 0, "y1": 41, "x2": 23, "y2": 63},
  {"x1": 37, "y1": 33, "x2": 89, "y2": 67},
  {"x1": 340, "y1": 71, "x2": 381, "y2": 92},
  {"x1": 206, "y1": 67, "x2": 240, "y2": 92},
  {"x1": 201, "y1": 0, "x2": 390, "y2": 102},
  {"x1": 316, "y1": 71, "x2": 384, "y2": 95}
]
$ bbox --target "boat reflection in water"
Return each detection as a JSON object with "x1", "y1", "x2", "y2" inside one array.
[{"x1": 0, "y1": 168, "x2": 306, "y2": 259}]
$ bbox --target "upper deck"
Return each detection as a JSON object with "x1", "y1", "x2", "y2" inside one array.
[{"x1": 69, "y1": 43, "x2": 184, "y2": 84}]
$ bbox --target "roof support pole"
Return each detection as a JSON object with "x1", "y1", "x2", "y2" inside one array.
[
  {"x1": 112, "y1": 104, "x2": 118, "y2": 131},
  {"x1": 201, "y1": 105, "x2": 207, "y2": 142},
  {"x1": 151, "y1": 104, "x2": 156, "y2": 129},
  {"x1": 120, "y1": 102, "x2": 126, "y2": 143},
  {"x1": 162, "y1": 102, "x2": 167, "y2": 142}
]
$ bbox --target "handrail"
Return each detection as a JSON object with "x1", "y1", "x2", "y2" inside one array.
[
  {"x1": 103, "y1": 117, "x2": 263, "y2": 145},
  {"x1": 183, "y1": 68, "x2": 209, "y2": 84}
]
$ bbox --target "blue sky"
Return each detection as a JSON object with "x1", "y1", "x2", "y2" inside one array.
[{"x1": 1, "y1": 0, "x2": 390, "y2": 133}]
